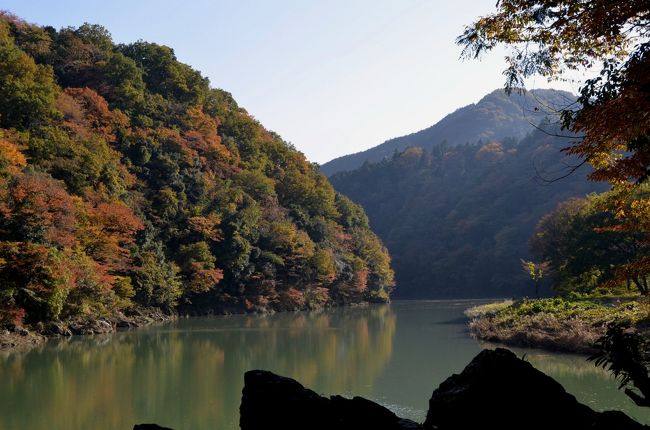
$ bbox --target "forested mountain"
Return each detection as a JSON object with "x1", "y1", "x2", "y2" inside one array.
[
  {"x1": 0, "y1": 13, "x2": 394, "y2": 327},
  {"x1": 330, "y1": 126, "x2": 606, "y2": 298},
  {"x1": 321, "y1": 89, "x2": 575, "y2": 176}
]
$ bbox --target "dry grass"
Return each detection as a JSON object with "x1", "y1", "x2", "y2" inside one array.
[
  {"x1": 469, "y1": 313, "x2": 604, "y2": 353},
  {"x1": 466, "y1": 298, "x2": 648, "y2": 353}
]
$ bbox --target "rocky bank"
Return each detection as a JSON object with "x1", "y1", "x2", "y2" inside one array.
[{"x1": 0, "y1": 307, "x2": 173, "y2": 351}]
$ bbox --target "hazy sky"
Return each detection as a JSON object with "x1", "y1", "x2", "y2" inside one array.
[{"x1": 3, "y1": 0, "x2": 583, "y2": 163}]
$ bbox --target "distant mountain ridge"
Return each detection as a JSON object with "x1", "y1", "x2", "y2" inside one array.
[
  {"x1": 321, "y1": 89, "x2": 576, "y2": 176},
  {"x1": 330, "y1": 125, "x2": 606, "y2": 298}
]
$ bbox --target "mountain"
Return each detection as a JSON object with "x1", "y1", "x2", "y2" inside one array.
[
  {"x1": 330, "y1": 123, "x2": 606, "y2": 298},
  {"x1": 0, "y1": 14, "x2": 393, "y2": 328},
  {"x1": 321, "y1": 89, "x2": 576, "y2": 176}
]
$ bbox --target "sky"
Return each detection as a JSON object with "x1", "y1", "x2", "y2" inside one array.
[{"x1": 2, "y1": 0, "x2": 585, "y2": 164}]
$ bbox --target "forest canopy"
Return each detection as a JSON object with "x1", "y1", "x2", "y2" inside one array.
[{"x1": 0, "y1": 12, "x2": 394, "y2": 327}]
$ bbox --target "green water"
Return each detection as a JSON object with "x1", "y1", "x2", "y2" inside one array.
[{"x1": 1, "y1": 300, "x2": 649, "y2": 429}]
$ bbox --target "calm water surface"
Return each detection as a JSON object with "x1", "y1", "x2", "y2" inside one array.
[{"x1": 1, "y1": 300, "x2": 649, "y2": 429}]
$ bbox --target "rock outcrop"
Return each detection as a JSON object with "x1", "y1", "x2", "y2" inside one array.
[
  {"x1": 240, "y1": 369, "x2": 421, "y2": 430},
  {"x1": 423, "y1": 348, "x2": 645, "y2": 430}
]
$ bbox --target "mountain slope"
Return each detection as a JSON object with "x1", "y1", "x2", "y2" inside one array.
[
  {"x1": 321, "y1": 89, "x2": 575, "y2": 176},
  {"x1": 0, "y1": 14, "x2": 393, "y2": 327},
  {"x1": 330, "y1": 126, "x2": 606, "y2": 298}
]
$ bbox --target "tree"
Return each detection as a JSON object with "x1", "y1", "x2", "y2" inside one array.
[
  {"x1": 0, "y1": 21, "x2": 59, "y2": 130},
  {"x1": 520, "y1": 259, "x2": 550, "y2": 298},
  {"x1": 458, "y1": 0, "x2": 650, "y2": 184},
  {"x1": 531, "y1": 194, "x2": 650, "y2": 295},
  {"x1": 0, "y1": 13, "x2": 394, "y2": 326}
]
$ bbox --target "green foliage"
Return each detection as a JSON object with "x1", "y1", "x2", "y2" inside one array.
[
  {"x1": 531, "y1": 192, "x2": 650, "y2": 295},
  {"x1": 0, "y1": 14, "x2": 393, "y2": 326},
  {"x1": 131, "y1": 243, "x2": 182, "y2": 308},
  {"x1": 520, "y1": 260, "x2": 550, "y2": 298},
  {"x1": 0, "y1": 22, "x2": 59, "y2": 130},
  {"x1": 485, "y1": 298, "x2": 646, "y2": 324},
  {"x1": 331, "y1": 123, "x2": 604, "y2": 298}
]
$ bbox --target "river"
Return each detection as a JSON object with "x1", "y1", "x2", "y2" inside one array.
[{"x1": 1, "y1": 300, "x2": 648, "y2": 429}]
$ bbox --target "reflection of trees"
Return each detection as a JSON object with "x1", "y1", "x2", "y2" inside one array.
[{"x1": 0, "y1": 305, "x2": 396, "y2": 430}]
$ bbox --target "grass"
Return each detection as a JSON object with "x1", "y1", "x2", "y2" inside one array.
[
  {"x1": 465, "y1": 297, "x2": 649, "y2": 353},
  {"x1": 464, "y1": 300, "x2": 514, "y2": 318}
]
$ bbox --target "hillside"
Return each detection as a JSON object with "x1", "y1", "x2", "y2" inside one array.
[
  {"x1": 0, "y1": 14, "x2": 394, "y2": 328},
  {"x1": 321, "y1": 89, "x2": 575, "y2": 176},
  {"x1": 330, "y1": 126, "x2": 606, "y2": 298}
]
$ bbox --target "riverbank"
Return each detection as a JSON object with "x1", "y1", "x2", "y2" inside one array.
[
  {"x1": 0, "y1": 307, "x2": 174, "y2": 352},
  {"x1": 465, "y1": 297, "x2": 649, "y2": 353},
  {"x1": 0, "y1": 299, "x2": 379, "y2": 353}
]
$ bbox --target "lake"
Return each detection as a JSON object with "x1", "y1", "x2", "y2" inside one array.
[{"x1": 1, "y1": 300, "x2": 649, "y2": 429}]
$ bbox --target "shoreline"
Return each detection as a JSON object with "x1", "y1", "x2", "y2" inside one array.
[
  {"x1": 0, "y1": 300, "x2": 382, "y2": 353},
  {"x1": 464, "y1": 298, "x2": 649, "y2": 354},
  {"x1": 0, "y1": 307, "x2": 174, "y2": 353}
]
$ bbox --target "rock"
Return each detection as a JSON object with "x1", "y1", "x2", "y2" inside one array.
[
  {"x1": 240, "y1": 370, "x2": 421, "y2": 430},
  {"x1": 116, "y1": 319, "x2": 133, "y2": 328},
  {"x1": 7, "y1": 324, "x2": 29, "y2": 336},
  {"x1": 240, "y1": 349, "x2": 646, "y2": 430},
  {"x1": 69, "y1": 318, "x2": 114, "y2": 335},
  {"x1": 423, "y1": 348, "x2": 646, "y2": 430},
  {"x1": 45, "y1": 322, "x2": 72, "y2": 337},
  {"x1": 133, "y1": 425, "x2": 174, "y2": 430},
  {"x1": 114, "y1": 311, "x2": 134, "y2": 329}
]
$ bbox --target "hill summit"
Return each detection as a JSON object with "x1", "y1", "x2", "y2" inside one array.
[{"x1": 321, "y1": 88, "x2": 575, "y2": 176}]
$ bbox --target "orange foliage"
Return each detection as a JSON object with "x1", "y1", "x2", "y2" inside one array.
[
  {"x1": 354, "y1": 268, "x2": 369, "y2": 292},
  {"x1": 0, "y1": 137, "x2": 27, "y2": 171},
  {"x1": 283, "y1": 287, "x2": 306, "y2": 308},
  {"x1": 188, "y1": 215, "x2": 222, "y2": 241},
  {"x1": 187, "y1": 265, "x2": 224, "y2": 293},
  {"x1": 80, "y1": 197, "x2": 143, "y2": 270},
  {"x1": 57, "y1": 88, "x2": 125, "y2": 143},
  {"x1": 5, "y1": 173, "x2": 78, "y2": 247}
]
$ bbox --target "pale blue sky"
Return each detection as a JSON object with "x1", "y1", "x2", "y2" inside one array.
[{"x1": 2, "y1": 0, "x2": 582, "y2": 163}]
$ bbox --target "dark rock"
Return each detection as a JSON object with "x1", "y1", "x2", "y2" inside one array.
[
  {"x1": 133, "y1": 424, "x2": 174, "y2": 430},
  {"x1": 114, "y1": 311, "x2": 133, "y2": 328},
  {"x1": 116, "y1": 319, "x2": 133, "y2": 328},
  {"x1": 240, "y1": 370, "x2": 421, "y2": 430},
  {"x1": 7, "y1": 323, "x2": 28, "y2": 336},
  {"x1": 240, "y1": 349, "x2": 647, "y2": 430},
  {"x1": 45, "y1": 322, "x2": 72, "y2": 337},
  {"x1": 423, "y1": 348, "x2": 646, "y2": 430}
]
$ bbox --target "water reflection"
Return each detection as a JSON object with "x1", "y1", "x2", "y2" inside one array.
[
  {"x1": 1, "y1": 301, "x2": 649, "y2": 429},
  {"x1": 0, "y1": 305, "x2": 396, "y2": 430}
]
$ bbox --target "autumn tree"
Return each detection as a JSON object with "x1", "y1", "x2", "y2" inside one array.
[
  {"x1": 0, "y1": 13, "x2": 394, "y2": 327},
  {"x1": 458, "y1": 0, "x2": 650, "y2": 183},
  {"x1": 459, "y1": 0, "x2": 650, "y2": 292}
]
